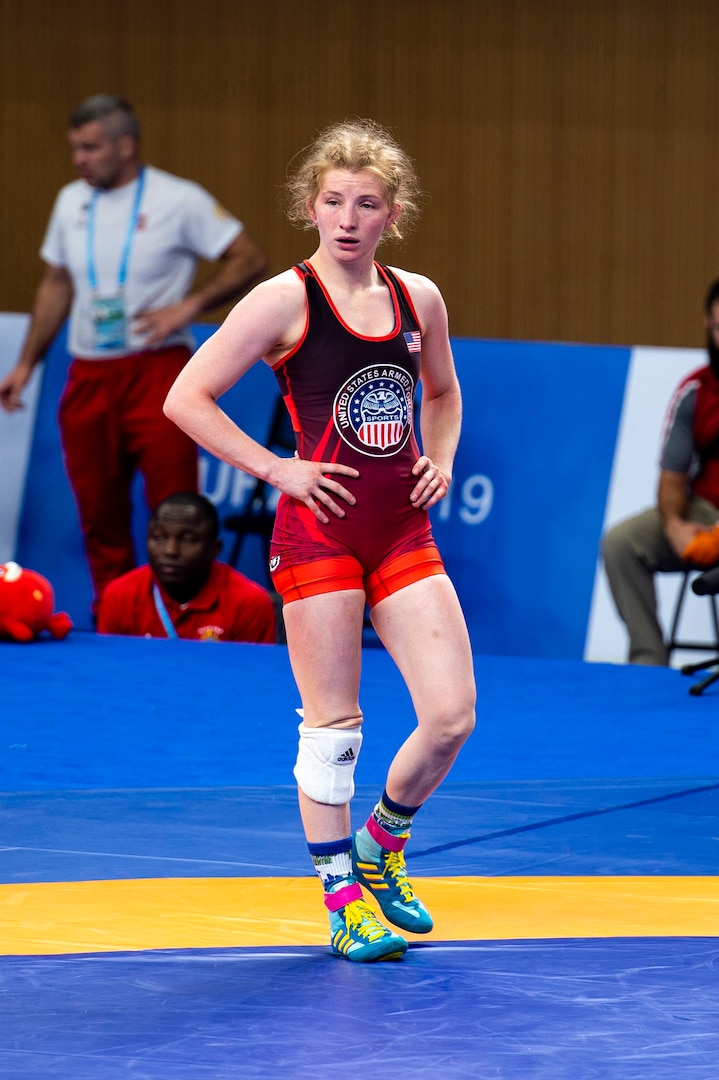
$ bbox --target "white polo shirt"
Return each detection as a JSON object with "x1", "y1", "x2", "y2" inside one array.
[{"x1": 41, "y1": 165, "x2": 242, "y2": 359}]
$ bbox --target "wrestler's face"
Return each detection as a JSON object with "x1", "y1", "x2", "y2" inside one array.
[
  {"x1": 147, "y1": 504, "x2": 221, "y2": 596},
  {"x1": 308, "y1": 168, "x2": 400, "y2": 260},
  {"x1": 69, "y1": 120, "x2": 135, "y2": 189}
]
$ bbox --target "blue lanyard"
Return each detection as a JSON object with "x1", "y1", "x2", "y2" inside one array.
[
  {"x1": 153, "y1": 584, "x2": 179, "y2": 639},
  {"x1": 86, "y1": 167, "x2": 146, "y2": 292}
]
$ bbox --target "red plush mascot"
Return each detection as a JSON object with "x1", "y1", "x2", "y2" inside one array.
[{"x1": 0, "y1": 562, "x2": 73, "y2": 643}]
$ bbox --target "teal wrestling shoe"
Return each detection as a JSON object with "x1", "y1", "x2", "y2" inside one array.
[
  {"x1": 352, "y1": 826, "x2": 434, "y2": 934},
  {"x1": 329, "y1": 897, "x2": 408, "y2": 962}
]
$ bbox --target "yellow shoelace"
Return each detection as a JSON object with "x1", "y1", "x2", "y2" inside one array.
[
  {"x1": 345, "y1": 900, "x2": 390, "y2": 942},
  {"x1": 384, "y1": 851, "x2": 415, "y2": 903}
]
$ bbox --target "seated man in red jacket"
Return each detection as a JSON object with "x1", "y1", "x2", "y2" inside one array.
[{"x1": 97, "y1": 492, "x2": 276, "y2": 643}]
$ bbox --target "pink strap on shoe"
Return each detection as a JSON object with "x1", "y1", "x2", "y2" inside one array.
[
  {"x1": 366, "y1": 817, "x2": 408, "y2": 852},
  {"x1": 324, "y1": 881, "x2": 363, "y2": 911}
]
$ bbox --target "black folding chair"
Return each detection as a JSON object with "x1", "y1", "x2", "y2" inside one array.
[
  {"x1": 665, "y1": 570, "x2": 719, "y2": 660},
  {"x1": 676, "y1": 567, "x2": 719, "y2": 695}
]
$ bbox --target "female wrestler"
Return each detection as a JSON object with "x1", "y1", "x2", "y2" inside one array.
[{"x1": 164, "y1": 119, "x2": 476, "y2": 962}]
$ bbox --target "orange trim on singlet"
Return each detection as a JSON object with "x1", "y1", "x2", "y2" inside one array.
[
  {"x1": 272, "y1": 556, "x2": 362, "y2": 604},
  {"x1": 365, "y1": 546, "x2": 446, "y2": 607},
  {"x1": 272, "y1": 547, "x2": 445, "y2": 606}
]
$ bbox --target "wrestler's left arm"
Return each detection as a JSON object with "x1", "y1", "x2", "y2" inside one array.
[{"x1": 396, "y1": 270, "x2": 462, "y2": 510}]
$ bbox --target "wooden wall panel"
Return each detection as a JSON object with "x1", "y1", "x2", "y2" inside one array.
[{"x1": 2, "y1": 0, "x2": 719, "y2": 348}]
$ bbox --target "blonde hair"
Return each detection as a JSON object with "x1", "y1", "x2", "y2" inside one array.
[{"x1": 285, "y1": 119, "x2": 422, "y2": 243}]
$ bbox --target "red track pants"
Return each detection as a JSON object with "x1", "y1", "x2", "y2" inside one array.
[{"x1": 59, "y1": 346, "x2": 199, "y2": 604}]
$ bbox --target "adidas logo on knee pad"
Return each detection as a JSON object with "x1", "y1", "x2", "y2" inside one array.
[{"x1": 294, "y1": 722, "x2": 363, "y2": 804}]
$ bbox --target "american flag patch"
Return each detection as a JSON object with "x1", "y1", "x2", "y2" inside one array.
[
  {"x1": 359, "y1": 421, "x2": 404, "y2": 449},
  {"x1": 404, "y1": 331, "x2": 421, "y2": 354}
]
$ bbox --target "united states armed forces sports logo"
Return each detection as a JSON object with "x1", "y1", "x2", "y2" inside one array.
[{"x1": 333, "y1": 365, "x2": 414, "y2": 458}]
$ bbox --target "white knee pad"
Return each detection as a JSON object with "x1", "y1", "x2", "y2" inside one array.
[{"x1": 293, "y1": 722, "x2": 363, "y2": 805}]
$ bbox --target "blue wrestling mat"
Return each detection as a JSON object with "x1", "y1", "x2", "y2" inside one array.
[{"x1": 2, "y1": 634, "x2": 719, "y2": 1079}]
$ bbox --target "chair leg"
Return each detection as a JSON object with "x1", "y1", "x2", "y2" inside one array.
[
  {"x1": 680, "y1": 654, "x2": 719, "y2": 676},
  {"x1": 689, "y1": 666, "x2": 719, "y2": 696},
  {"x1": 665, "y1": 572, "x2": 689, "y2": 660},
  {"x1": 710, "y1": 594, "x2": 719, "y2": 648}
]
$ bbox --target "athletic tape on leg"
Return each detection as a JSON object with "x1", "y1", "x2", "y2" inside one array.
[{"x1": 293, "y1": 722, "x2": 362, "y2": 805}]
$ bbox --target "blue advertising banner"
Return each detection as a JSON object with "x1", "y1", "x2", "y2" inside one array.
[
  {"x1": 12, "y1": 326, "x2": 633, "y2": 658},
  {"x1": 431, "y1": 338, "x2": 630, "y2": 657}
]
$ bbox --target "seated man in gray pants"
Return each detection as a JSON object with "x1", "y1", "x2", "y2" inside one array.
[{"x1": 602, "y1": 278, "x2": 719, "y2": 665}]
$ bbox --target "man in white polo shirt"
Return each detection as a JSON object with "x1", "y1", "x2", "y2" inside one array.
[{"x1": 0, "y1": 94, "x2": 267, "y2": 611}]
